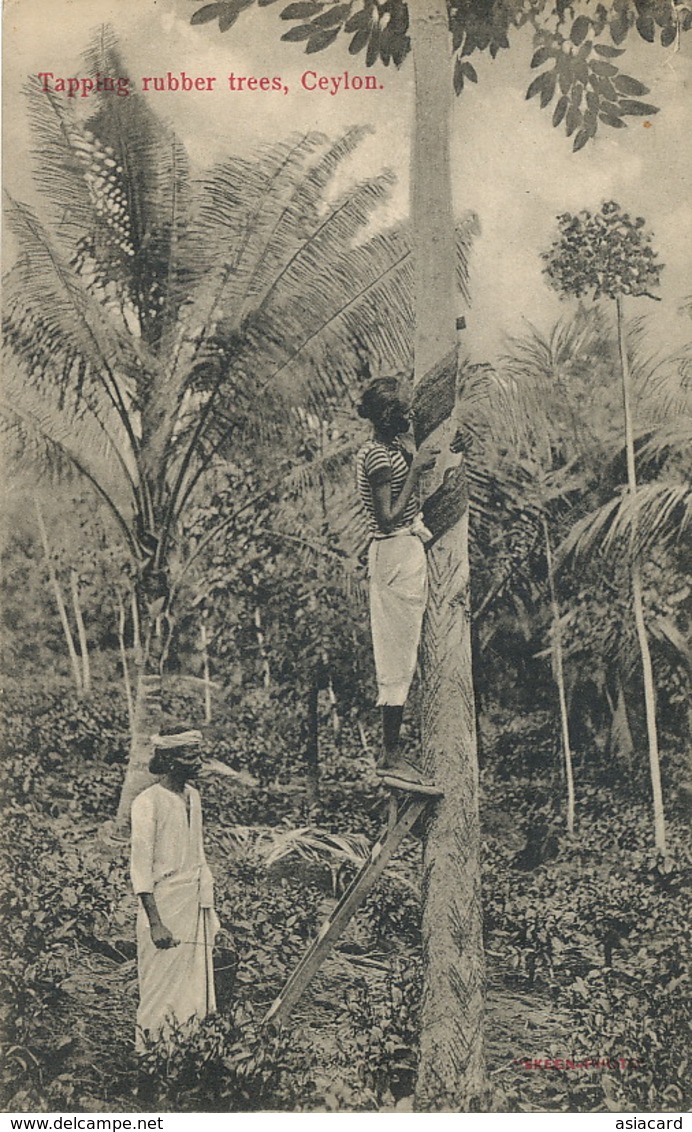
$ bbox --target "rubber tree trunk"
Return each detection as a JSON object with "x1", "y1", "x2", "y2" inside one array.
[
  {"x1": 70, "y1": 568, "x2": 92, "y2": 697},
  {"x1": 543, "y1": 518, "x2": 575, "y2": 836},
  {"x1": 34, "y1": 499, "x2": 83, "y2": 697},
  {"x1": 410, "y1": 0, "x2": 486, "y2": 1109},
  {"x1": 616, "y1": 296, "x2": 666, "y2": 856},
  {"x1": 201, "y1": 620, "x2": 213, "y2": 724},
  {"x1": 305, "y1": 679, "x2": 320, "y2": 804},
  {"x1": 117, "y1": 591, "x2": 135, "y2": 732}
]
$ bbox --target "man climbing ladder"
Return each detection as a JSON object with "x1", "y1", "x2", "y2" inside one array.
[
  {"x1": 355, "y1": 375, "x2": 442, "y2": 795},
  {"x1": 265, "y1": 369, "x2": 461, "y2": 1026}
]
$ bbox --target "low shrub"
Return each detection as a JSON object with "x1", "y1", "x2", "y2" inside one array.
[
  {"x1": 338, "y1": 959, "x2": 421, "y2": 1106},
  {"x1": 136, "y1": 1005, "x2": 319, "y2": 1111}
]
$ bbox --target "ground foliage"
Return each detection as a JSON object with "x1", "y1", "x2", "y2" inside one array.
[{"x1": 1, "y1": 677, "x2": 688, "y2": 1113}]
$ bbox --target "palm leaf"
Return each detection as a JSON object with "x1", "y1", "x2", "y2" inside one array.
[
  {"x1": 557, "y1": 482, "x2": 692, "y2": 565},
  {"x1": 3, "y1": 196, "x2": 144, "y2": 441},
  {"x1": 262, "y1": 826, "x2": 370, "y2": 869},
  {"x1": 1, "y1": 380, "x2": 137, "y2": 556},
  {"x1": 80, "y1": 27, "x2": 194, "y2": 344}
]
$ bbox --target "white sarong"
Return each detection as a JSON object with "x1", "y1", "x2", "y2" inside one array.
[
  {"x1": 135, "y1": 871, "x2": 218, "y2": 1050},
  {"x1": 368, "y1": 531, "x2": 428, "y2": 706}
]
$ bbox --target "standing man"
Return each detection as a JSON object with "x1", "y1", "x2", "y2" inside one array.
[{"x1": 130, "y1": 726, "x2": 219, "y2": 1050}]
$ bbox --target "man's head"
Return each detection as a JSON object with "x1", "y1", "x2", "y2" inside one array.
[
  {"x1": 149, "y1": 725, "x2": 204, "y2": 781},
  {"x1": 357, "y1": 376, "x2": 412, "y2": 442}
]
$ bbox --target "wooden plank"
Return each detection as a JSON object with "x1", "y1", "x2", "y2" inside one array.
[
  {"x1": 387, "y1": 792, "x2": 399, "y2": 833},
  {"x1": 422, "y1": 463, "x2": 469, "y2": 543},
  {"x1": 263, "y1": 795, "x2": 430, "y2": 1028}
]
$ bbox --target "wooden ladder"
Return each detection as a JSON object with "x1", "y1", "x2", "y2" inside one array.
[{"x1": 263, "y1": 791, "x2": 433, "y2": 1027}]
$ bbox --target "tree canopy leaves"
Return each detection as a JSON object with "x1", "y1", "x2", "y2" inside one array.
[
  {"x1": 190, "y1": 0, "x2": 690, "y2": 149},
  {"x1": 542, "y1": 202, "x2": 663, "y2": 302}
]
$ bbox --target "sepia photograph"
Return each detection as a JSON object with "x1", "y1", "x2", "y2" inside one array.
[{"x1": 2, "y1": 0, "x2": 690, "y2": 1117}]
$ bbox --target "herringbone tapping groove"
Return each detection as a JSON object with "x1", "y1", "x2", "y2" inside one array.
[{"x1": 417, "y1": 505, "x2": 486, "y2": 1109}]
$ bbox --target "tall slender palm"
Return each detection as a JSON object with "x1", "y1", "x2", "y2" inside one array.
[
  {"x1": 3, "y1": 27, "x2": 479, "y2": 827},
  {"x1": 544, "y1": 206, "x2": 691, "y2": 854}
]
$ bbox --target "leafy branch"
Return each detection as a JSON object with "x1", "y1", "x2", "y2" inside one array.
[{"x1": 189, "y1": 0, "x2": 690, "y2": 153}]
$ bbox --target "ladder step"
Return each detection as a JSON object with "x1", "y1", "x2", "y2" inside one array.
[{"x1": 263, "y1": 794, "x2": 430, "y2": 1027}]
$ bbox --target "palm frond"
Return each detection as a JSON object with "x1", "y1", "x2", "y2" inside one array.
[
  {"x1": 647, "y1": 615, "x2": 692, "y2": 669},
  {"x1": 248, "y1": 219, "x2": 424, "y2": 408},
  {"x1": 248, "y1": 169, "x2": 398, "y2": 325},
  {"x1": 557, "y1": 482, "x2": 692, "y2": 566},
  {"x1": 80, "y1": 27, "x2": 194, "y2": 345},
  {"x1": 234, "y1": 222, "x2": 413, "y2": 410},
  {"x1": 24, "y1": 79, "x2": 102, "y2": 241},
  {"x1": 3, "y1": 196, "x2": 143, "y2": 443},
  {"x1": 638, "y1": 418, "x2": 692, "y2": 464},
  {"x1": 261, "y1": 826, "x2": 370, "y2": 870},
  {"x1": 179, "y1": 133, "x2": 331, "y2": 346},
  {"x1": 242, "y1": 126, "x2": 374, "y2": 313},
  {"x1": 632, "y1": 344, "x2": 692, "y2": 427},
  {"x1": 1, "y1": 384, "x2": 137, "y2": 556}
]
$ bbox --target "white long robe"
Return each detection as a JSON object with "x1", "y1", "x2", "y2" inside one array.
[{"x1": 130, "y1": 782, "x2": 219, "y2": 1050}]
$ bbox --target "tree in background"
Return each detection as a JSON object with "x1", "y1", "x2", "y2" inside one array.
[
  {"x1": 490, "y1": 312, "x2": 632, "y2": 833},
  {"x1": 471, "y1": 301, "x2": 690, "y2": 836},
  {"x1": 543, "y1": 201, "x2": 690, "y2": 855}
]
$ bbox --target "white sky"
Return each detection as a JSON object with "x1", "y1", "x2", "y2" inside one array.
[{"x1": 3, "y1": 0, "x2": 691, "y2": 359}]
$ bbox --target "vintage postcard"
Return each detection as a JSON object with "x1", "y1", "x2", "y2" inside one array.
[{"x1": 2, "y1": 0, "x2": 690, "y2": 1119}]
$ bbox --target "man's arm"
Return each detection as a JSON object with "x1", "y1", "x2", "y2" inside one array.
[
  {"x1": 138, "y1": 892, "x2": 180, "y2": 949},
  {"x1": 131, "y1": 792, "x2": 179, "y2": 949},
  {"x1": 369, "y1": 439, "x2": 440, "y2": 533}
]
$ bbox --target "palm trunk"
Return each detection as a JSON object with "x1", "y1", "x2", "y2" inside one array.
[
  {"x1": 616, "y1": 296, "x2": 666, "y2": 855},
  {"x1": 34, "y1": 499, "x2": 83, "y2": 696},
  {"x1": 543, "y1": 518, "x2": 575, "y2": 836},
  {"x1": 70, "y1": 568, "x2": 92, "y2": 697},
  {"x1": 131, "y1": 588, "x2": 141, "y2": 651},
  {"x1": 327, "y1": 675, "x2": 340, "y2": 737},
  {"x1": 115, "y1": 667, "x2": 162, "y2": 829},
  {"x1": 114, "y1": 583, "x2": 166, "y2": 829},
  {"x1": 411, "y1": 0, "x2": 486, "y2": 1109},
  {"x1": 117, "y1": 592, "x2": 135, "y2": 732}
]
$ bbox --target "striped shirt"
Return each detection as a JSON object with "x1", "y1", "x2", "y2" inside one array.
[{"x1": 356, "y1": 440, "x2": 418, "y2": 537}]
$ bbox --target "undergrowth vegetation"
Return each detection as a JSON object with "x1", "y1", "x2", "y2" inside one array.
[{"x1": 1, "y1": 678, "x2": 688, "y2": 1113}]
